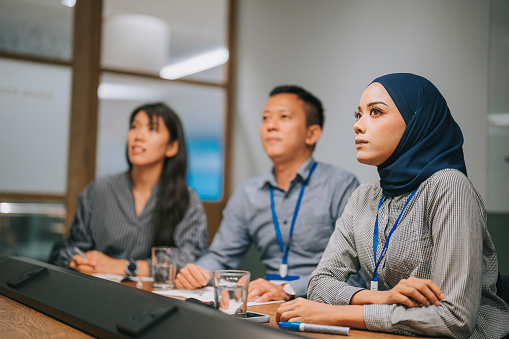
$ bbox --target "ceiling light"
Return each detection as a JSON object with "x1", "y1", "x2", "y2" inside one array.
[
  {"x1": 159, "y1": 47, "x2": 229, "y2": 80},
  {"x1": 98, "y1": 83, "x2": 157, "y2": 101},
  {"x1": 61, "y1": 0, "x2": 76, "y2": 7}
]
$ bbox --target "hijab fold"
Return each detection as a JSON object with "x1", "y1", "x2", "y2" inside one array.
[{"x1": 372, "y1": 73, "x2": 467, "y2": 197}]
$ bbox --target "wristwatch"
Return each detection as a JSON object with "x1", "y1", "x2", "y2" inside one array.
[
  {"x1": 125, "y1": 259, "x2": 139, "y2": 276},
  {"x1": 283, "y1": 283, "x2": 296, "y2": 300}
]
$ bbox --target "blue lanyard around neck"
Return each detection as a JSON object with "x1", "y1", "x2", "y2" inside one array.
[
  {"x1": 372, "y1": 188, "x2": 418, "y2": 285},
  {"x1": 270, "y1": 162, "x2": 317, "y2": 276}
]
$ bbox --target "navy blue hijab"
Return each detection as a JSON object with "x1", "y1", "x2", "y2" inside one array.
[{"x1": 371, "y1": 73, "x2": 467, "y2": 197}]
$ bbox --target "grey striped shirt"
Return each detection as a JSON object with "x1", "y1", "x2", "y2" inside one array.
[
  {"x1": 52, "y1": 172, "x2": 208, "y2": 271},
  {"x1": 308, "y1": 169, "x2": 509, "y2": 338}
]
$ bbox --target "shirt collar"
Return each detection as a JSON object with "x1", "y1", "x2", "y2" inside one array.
[{"x1": 260, "y1": 156, "x2": 316, "y2": 190}]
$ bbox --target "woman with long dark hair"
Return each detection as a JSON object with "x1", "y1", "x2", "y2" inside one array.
[
  {"x1": 276, "y1": 74, "x2": 509, "y2": 337},
  {"x1": 52, "y1": 102, "x2": 208, "y2": 276}
]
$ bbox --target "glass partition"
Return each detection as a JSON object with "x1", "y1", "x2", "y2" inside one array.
[
  {"x1": 102, "y1": 0, "x2": 228, "y2": 83},
  {"x1": 0, "y1": 0, "x2": 74, "y2": 62},
  {"x1": 487, "y1": 0, "x2": 509, "y2": 212},
  {"x1": 0, "y1": 58, "x2": 71, "y2": 194},
  {"x1": 0, "y1": 201, "x2": 66, "y2": 262}
]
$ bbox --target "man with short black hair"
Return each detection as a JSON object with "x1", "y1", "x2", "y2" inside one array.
[{"x1": 175, "y1": 85, "x2": 360, "y2": 301}]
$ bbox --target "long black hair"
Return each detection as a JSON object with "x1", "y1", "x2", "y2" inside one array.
[{"x1": 126, "y1": 102, "x2": 190, "y2": 246}]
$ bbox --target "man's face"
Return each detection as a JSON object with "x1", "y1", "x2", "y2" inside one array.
[{"x1": 260, "y1": 93, "x2": 315, "y2": 162}]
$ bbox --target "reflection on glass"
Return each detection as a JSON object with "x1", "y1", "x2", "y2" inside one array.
[
  {"x1": 0, "y1": 0, "x2": 74, "y2": 61},
  {"x1": 102, "y1": 0, "x2": 228, "y2": 83},
  {"x1": 96, "y1": 72, "x2": 225, "y2": 201},
  {"x1": 487, "y1": 0, "x2": 509, "y2": 212},
  {"x1": 0, "y1": 58, "x2": 71, "y2": 194},
  {"x1": 0, "y1": 202, "x2": 66, "y2": 262}
]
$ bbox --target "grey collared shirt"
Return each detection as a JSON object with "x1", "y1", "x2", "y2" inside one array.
[{"x1": 195, "y1": 156, "x2": 359, "y2": 297}]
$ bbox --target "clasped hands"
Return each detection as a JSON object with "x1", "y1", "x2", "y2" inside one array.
[
  {"x1": 69, "y1": 250, "x2": 124, "y2": 275},
  {"x1": 175, "y1": 263, "x2": 292, "y2": 302}
]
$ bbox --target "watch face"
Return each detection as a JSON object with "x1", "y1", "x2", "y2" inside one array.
[
  {"x1": 126, "y1": 260, "x2": 138, "y2": 275},
  {"x1": 128, "y1": 262, "x2": 137, "y2": 272}
]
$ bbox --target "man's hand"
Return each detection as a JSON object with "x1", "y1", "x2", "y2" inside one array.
[
  {"x1": 175, "y1": 264, "x2": 211, "y2": 289},
  {"x1": 247, "y1": 278, "x2": 290, "y2": 303}
]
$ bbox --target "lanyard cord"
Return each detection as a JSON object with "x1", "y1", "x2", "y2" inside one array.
[
  {"x1": 372, "y1": 187, "x2": 418, "y2": 283},
  {"x1": 270, "y1": 162, "x2": 318, "y2": 267}
]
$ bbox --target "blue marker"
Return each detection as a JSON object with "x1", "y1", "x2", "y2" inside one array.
[{"x1": 279, "y1": 321, "x2": 350, "y2": 335}]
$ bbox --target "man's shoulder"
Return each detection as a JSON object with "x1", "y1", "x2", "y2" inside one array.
[
  {"x1": 232, "y1": 174, "x2": 268, "y2": 196},
  {"x1": 315, "y1": 162, "x2": 358, "y2": 182}
]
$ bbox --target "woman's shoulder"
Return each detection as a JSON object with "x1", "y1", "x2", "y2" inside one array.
[
  {"x1": 420, "y1": 169, "x2": 484, "y2": 204},
  {"x1": 423, "y1": 169, "x2": 476, "y2": 192},
  {"x1": 343, "y1": 180, "x2": 383, "y2": 209},
  {"x1": 186, "y1": 186, "x2": 201, "y2": 202},
  {"x1": 351, "y1": 180, "x2": 381, "y2": 198},
  {"x1": 91, "y1": 172, "x2": 130, "y2": 190},
  {"x1": 81, "y1": 172, "x2": 130, "y2": 198}
]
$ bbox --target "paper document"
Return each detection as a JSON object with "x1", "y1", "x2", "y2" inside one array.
[
  {"x1": 153, "y1": 286, "x2": 285, "y2": 306},
  {"x1": 92, "y1": 273, "x2": 154, "y2": 283}
]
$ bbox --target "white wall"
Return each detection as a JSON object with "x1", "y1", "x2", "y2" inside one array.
[{"x1": 232, "y1": 0, "x2": 490, "y2": 203}]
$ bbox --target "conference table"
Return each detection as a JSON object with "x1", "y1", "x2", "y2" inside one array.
[{"x1": 0, "y1": 279, "x2": 436, "y2": 339}]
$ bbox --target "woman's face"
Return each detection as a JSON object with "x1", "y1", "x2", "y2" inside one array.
[
  {"x1": 354, "y1": 82, "x2": 406, "y2": 166},
  {"x1": 127, "y1": 111, "x2": 178, "y2": 169}
]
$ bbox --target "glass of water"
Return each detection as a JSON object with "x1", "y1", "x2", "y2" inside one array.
[
  {"x1": 151, "y1": 246, "x2": 176, "y2": 290},
  {"x1": 212, "y1": 270, "x2": 250, "y2": 317}
]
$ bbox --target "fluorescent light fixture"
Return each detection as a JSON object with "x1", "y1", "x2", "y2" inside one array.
[
  {"x1": 98, "y1": 83, "x2": 158, "y2": 101},
  {"x1": 61, "y1": 0, "x2": 76, "y2": 7},
  {"x1": 0, "y1": 203, "x2": 11, "y2": 214},
  {"x1": 160, "y1": 47, "x2": 229, "y2": 80}
]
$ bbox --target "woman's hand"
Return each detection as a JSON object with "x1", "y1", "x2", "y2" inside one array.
[
  {"x1": 69, "y1": 250, "x2": 126, "y2": 275},
  {"x1": 277, "y1": 298, "x2": 341, "y2": 324},
  {"x1": 352, "y1": 277, "x2": 445, "y2": 307},
  {"x1": 276, "y1": 298, "x2": 367, "y2": 329},
  {"x1": 384, "y1": 277, "x2": 444, "y2": 307},
  {"x1": 69, "y1": 254, "x2": 96, "y2": 274}
]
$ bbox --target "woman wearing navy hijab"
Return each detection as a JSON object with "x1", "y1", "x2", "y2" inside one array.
[{"x1": 277, "y1": 73, "x2": 509, "y2": 338}]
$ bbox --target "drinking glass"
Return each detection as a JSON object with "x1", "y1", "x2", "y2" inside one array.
[
  {"x1": 151, "y1": 246, "x2": 176, "y2": 290},
  {"x1": 212, "y1": 270, "x2": 250, "y2": 317}
]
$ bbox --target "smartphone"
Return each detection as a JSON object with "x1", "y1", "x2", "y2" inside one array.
[{"x1": 243, "y1": 311, "x2": 270, "y2": 323}]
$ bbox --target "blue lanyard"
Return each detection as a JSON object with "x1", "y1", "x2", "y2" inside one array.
[
  {"x1": 372, "y1": 188, "x2": 418, "y2": 286},
  {"x1": 270, "y1": 162, "x2": 317, "y2": 277}
]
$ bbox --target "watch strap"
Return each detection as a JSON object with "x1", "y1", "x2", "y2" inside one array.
[{"x1": 282, "y1": 283, "x2": 296, "y2": 300}]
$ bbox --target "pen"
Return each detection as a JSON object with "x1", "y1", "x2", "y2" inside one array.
[
  {"x1": 279, "y1": 321, "x2": 350, "y2": 335},
  {"x1": 74, "y1": 246, "x2": 89, "y2": 260}
]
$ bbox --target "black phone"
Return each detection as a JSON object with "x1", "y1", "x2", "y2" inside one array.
[{"x1": 243, "y1": 311, "x2": 270, "y2": 323}]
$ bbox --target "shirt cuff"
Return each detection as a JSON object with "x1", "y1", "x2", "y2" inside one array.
[
  {"x1": 364, "y1": 304, "x2": 393, "y2": 332},
  {"x1": 334, "y1": 285, "x2": 365, "y2": 305},
  {"x1": 288, "y1": 277, "x2": 309, "y2": 298}
]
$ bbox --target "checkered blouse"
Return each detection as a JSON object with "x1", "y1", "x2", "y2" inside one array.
[{"x1": 308, "y1": 169, "x2": 509, "y2": 338}]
